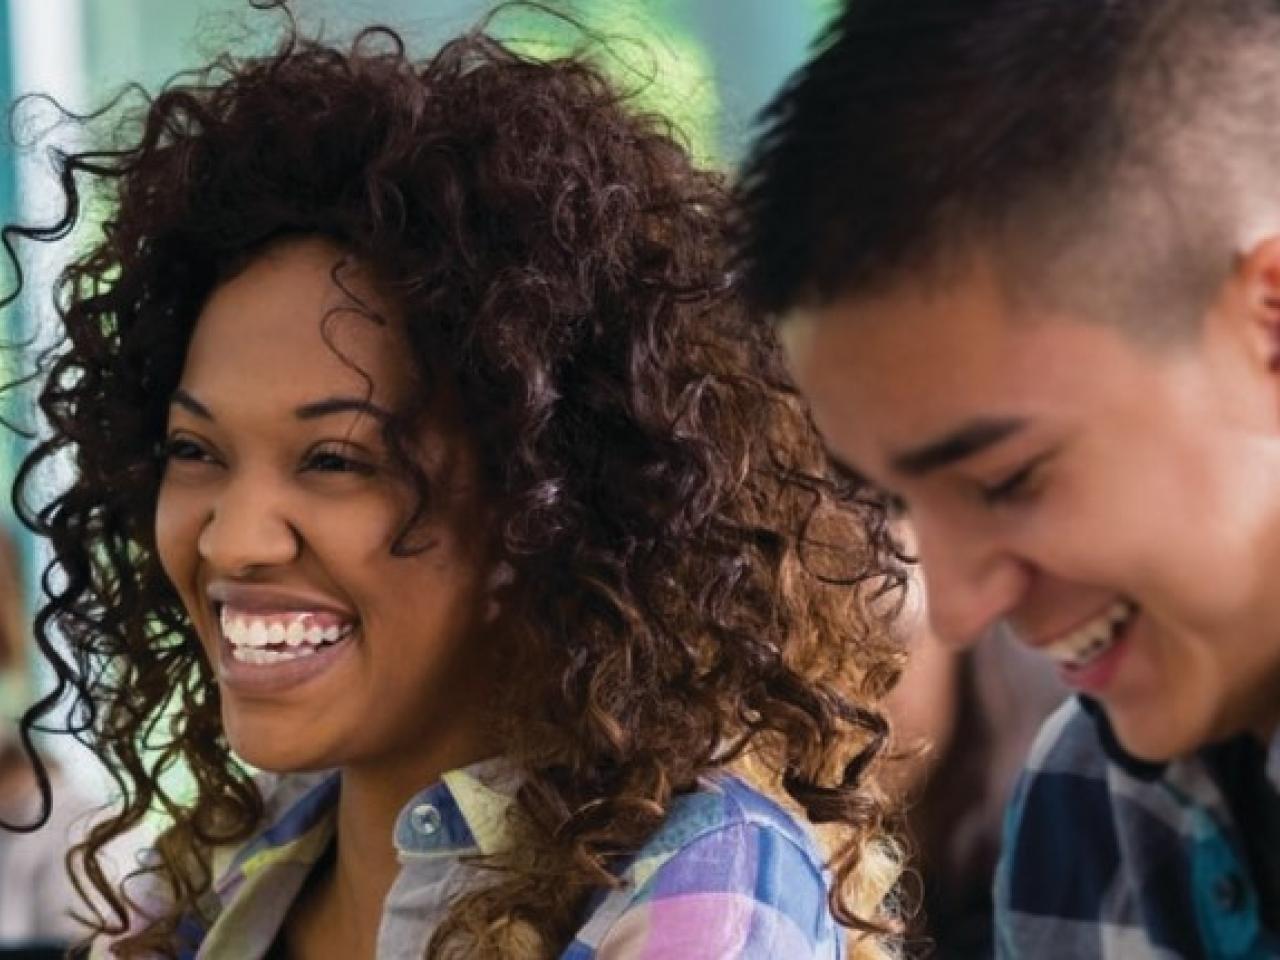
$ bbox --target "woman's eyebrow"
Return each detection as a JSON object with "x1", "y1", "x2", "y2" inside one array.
[
  {"x1": 294, "y1": 396, "x2": 392, "y2": 423},
  {"x1": 170, "y1": 388, "x2": 213, "y2": 420},
  {"x1": 167, "y1": 390, "x2": 392, "y2": 424}
]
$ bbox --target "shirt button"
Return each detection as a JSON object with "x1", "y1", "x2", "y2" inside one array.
[
  {"x1": 1212, "y1": 872, "x2": 1247, "y2": 913},
  {"x1": 410, "y1": 803, "x2": 442, "y2": 837}
]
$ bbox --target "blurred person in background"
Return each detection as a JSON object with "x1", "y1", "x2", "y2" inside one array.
[
  {"x1": 885, "y1": 575, "x2": 1062, "y2": 958},
  {"x1": 0, "y1": 526, "x2": 92, "y2": 953},
  {"x1": 2, "y1": 5, "x2": 907, "y2": 958}
]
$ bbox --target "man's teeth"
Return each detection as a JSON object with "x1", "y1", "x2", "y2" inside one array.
[
  {"x1": 1043, "y1": 600, "x2": 1137, "y2": 670},
  {"x1": 219, "y1": 608, "x2": 355, "y2": 664}
]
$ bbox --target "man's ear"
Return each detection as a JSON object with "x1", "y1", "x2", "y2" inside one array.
[{"x1": 1231, "y1": 235, "x2": 1280, "y2": 372}]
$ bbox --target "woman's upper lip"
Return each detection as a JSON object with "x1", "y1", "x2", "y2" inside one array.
[{"x1": 206, "y1": 581, "x2": 356, "y2": 617}]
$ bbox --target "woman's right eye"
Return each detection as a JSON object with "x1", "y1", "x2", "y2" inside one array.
[{"x1": 161, "y1": 436, "x2": 215, "y2": 464}]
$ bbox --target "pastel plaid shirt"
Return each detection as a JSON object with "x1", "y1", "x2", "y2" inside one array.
[
  {"x1": 95, "y1": 761, "x2": 845, "y2": 959},
  {"x1": 996, "y1": 697, "x2": 1280, "y2": 959}
]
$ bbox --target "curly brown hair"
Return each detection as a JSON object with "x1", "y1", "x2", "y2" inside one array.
[{"x1": 3, "y1": 6, "x2": 906, "y2": 957}]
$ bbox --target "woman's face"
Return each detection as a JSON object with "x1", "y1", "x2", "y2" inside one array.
[{"x1": 156, "y1": 237, "x2": 494, "y2": 778}]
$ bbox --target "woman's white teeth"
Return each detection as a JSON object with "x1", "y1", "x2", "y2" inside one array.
[
  {"x1": 1044, "y1": 599, "x2": 1137, "y2": 670},
  {"x1": 235, "y1": 646, "x2": 317, "y2": 665},
  {"x1": 219, "y1": 608, "x2": 354, "y2": 664}
]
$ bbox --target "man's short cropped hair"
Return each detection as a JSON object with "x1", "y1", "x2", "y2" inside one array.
[{"x1": 735, "y1": 0, "x2": 1280, "y2": 338}]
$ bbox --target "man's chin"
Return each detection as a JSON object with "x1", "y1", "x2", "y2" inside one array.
[{"x1": 1106, "y1": 705, "x2": 1207, "y2": 765}]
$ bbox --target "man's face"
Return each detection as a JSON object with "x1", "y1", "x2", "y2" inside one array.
[{"x1": 786, "y1": 258, "x2": 1280, "y2": 761}]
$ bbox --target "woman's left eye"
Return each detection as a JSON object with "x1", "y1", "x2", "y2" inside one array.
[{"x1": 303, "y1": 447, "x2": 375, "y2": 475}]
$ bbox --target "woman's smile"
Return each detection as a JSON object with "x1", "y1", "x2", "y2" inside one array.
[{"x1": 216, "y1": 612, "x2": 360, "y2": 695}]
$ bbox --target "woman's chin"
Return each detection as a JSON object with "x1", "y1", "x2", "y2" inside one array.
[{"x1": 223, "y1": 716, "x2": 342, "y2": 774}]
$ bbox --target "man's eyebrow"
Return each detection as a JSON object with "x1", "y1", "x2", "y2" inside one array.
[
  {"x1": 170, "y1": 388, "x2": 213, "y2": 420},
  {"x1": 294, "y1": 396, "x2": 392, "y2": 422},
  {"x1": 890, "y1": 417, "x2": 1028, "y2": 476}
]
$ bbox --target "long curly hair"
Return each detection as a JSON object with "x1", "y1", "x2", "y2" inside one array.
[{"x1": 3, "y1": 7, "x2": 906, "y2": 957}]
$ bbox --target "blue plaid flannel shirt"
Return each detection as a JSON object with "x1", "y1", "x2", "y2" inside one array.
[
  {"x1": 91, "y1": 763, "x2": 844, "y2": 959},
  {"x1": 995, "y1": 697, "x2": 1280, "y2": 959}
]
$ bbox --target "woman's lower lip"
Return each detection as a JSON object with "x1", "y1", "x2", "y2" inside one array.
[{"x1": 217, "y1": 631, "x2": 358, "y2": 696}]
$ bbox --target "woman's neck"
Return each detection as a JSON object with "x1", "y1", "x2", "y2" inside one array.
[{"x1": 286, "y1": 722, "x2": 498, "y2": 958}]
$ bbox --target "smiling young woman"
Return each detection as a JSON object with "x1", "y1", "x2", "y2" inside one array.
[
  {"x1": 1, "y1": 7, "x2": 905, "y2": 960},
  {"x1": 154, "y1": 239, "x2": 495, "y2": 789}
]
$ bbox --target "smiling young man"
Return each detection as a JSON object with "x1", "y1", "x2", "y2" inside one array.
[{"x1": 737, "y1": 1, "x2": 1280, "y2": 956}]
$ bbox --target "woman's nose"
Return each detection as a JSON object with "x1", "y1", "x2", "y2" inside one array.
[{"x1": 196, "y1": 477, "x2": 301, "y2": 575}]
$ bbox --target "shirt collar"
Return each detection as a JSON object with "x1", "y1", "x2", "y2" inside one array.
[
  {"x1": 1266, "y1": 727, "x2": 1280, "y2": 795},
  {"x1": 214, "y1": 771, "x2": 340, "y2": 903},
  {"x1": 214, "y1": 756, "x2": 519, "y2": 896},
  {"x1": 394, "y1": 757, "x2": 518, "y2": 858}
]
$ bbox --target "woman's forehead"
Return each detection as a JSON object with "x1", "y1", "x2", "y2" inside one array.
[{"x1": 183, "y1": 238, "x2": 411, "y2": 406}]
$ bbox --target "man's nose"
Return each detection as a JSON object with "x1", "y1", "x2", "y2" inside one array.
[{"x1": 913, "y1": 521, "x2": 1027, "y2": 650}]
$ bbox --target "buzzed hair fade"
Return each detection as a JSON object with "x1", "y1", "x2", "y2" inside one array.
[{"x1": 735, "y1": 0, "x2": 1280, "y2": 341}]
